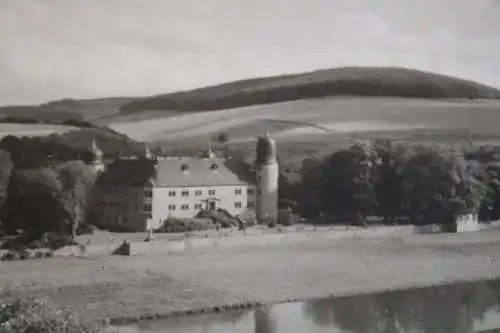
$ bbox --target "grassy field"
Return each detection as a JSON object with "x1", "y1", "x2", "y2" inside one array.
[
  {"x1": 1, "y1": 228, "x2": 500, "y2": 323},
  {"x1": 0, "y1": 122, "x2": 77, "y2": 139},
  {"x1": 108, "y1": 97, "x2": 500, "y2": 165}
]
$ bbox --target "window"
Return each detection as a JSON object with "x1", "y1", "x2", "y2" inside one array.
[
  {"x1": 181, "y1": 164, "x2": 189, "y2": 171},
  {"x1": 181, "y1": 204, "x2": 189, "y2": 211},
  {"x1": 210, "y1": 163, "x2": 218, "y2": 170},
  {"x1": 194, "y1": 204, "x2": 202, "y2": 210},
  {"x1": 234, "y1": 201, "x2": 242, "y2": 208},
  {"x1": 247, "y1": 202, "x2": 255, "y2": 208},
  {"x1": 168, "y1": 191, "x2": 176, "y2": 197},
  {"x1": 247, "y1": 188, "x2": 255, "y2": 195},
  {"x1": 208, "y1": 189, "x2": 216, "y2": 196},
  {"x1": 181, "y1": 190, "x2": 189, "y2": 197},
  {"x1": 144, "y1": 203, "x2": 152, "y2": 212},
  {"x1": 195, "y1": 190, "x2": 202, "y2": 196},
  {"x1": 168, "y1": 204, "x2": 176, "y2": 210},
  {"x1": 234, "y1": 188, "x2": 242, "y2": 195},
  {"x1": 144, "y1": 190, "x2": 153, "y2": 198}
]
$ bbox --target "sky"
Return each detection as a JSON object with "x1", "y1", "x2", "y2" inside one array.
[{"x1": 1, "y1": 0, "x2": 499, "y2": 105}]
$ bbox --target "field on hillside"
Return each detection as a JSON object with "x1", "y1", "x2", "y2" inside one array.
[
  {"x1": 109, "y1": 97, "x2": 500, "y2": 165},
  {"x1": 0, "y1": 123, "x2": 76, "y2": 139}
]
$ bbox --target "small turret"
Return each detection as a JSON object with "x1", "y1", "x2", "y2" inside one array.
[
  {"x1": 201, "y1": 143, "x2": 217, "y2": 159},
  {"x1": 91, "y1": 137, "x2": 103, "y2": 159},
  {"x1": 90, "y1": 137, "x2": 105, "y2": 173}
]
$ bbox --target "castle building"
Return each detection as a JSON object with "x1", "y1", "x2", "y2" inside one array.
[{"x1": 90, "y1": 131, "x2": 279, "y2": 231}]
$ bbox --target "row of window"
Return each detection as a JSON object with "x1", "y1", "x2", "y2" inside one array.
[
  {"x1": 163, "y1": 201, "x2": 254, "y2": 211},
  {"x1": 165, "y1": 188, "x2": 255, "y2": 197}
]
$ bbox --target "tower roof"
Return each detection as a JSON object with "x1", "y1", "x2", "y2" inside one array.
[{"x1": 255, "y1": 128, "x2": 277, "y2": 165}]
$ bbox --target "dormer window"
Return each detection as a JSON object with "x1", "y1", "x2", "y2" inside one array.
[
  {"x1": 210, "y1": 163, "x2": 218, "y2": 170},
  {"x1": 181, "y1": 164, "x2": 189, "y2": 171}
]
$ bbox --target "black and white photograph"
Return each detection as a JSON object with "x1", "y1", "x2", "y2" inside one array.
[{"x1": 1, "y1": 1, "x2": 500, "y2": 332}]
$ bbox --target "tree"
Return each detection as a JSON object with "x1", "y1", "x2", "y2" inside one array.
[
  {"x1": 1, "y1": 167, "x2": 66, "y2": 236},
  {"x1": 322, "y1": 143, "x2": 378, "y2": 221},
  {"x1": 215, "y1": 132, "x2": 229, "y2": 144},
  {"x1": 298, "y1": 157, "x2": 326, "y2": 218},
  {"x1": 372, "y1": 140, "x2": 411, "y2": 223},
  {"x1": 0, "y1": 150, "x2": 13, "y2": 209},
  {"x1": 55, "y1": 161, "x2": 96, "y2": 239},
  {"x1": 400, "y1": 147, "x2": 487, "y2": 227}
]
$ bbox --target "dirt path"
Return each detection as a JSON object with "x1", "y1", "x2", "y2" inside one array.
[{"x1": 1, "y1": 229, "x2": 500, "y2": 322}]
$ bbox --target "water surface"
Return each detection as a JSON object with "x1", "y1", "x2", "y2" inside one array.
[{"x1": 116, "y1": 279, "x2": 500, "y2": 333}]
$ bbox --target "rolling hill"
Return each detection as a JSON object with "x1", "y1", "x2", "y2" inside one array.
[
  {"x1": 110, "y1": 96, "x2": 500, "y2": 167},
  {"x1": 1, "y1": 66, "x2": 499, "y2": 123},
  {"x1": 119, "y1": 67, "x2": 500, "y2": 114},
  {"x1": 1, "y1": 66, "x2": 500, "y2": 168}
]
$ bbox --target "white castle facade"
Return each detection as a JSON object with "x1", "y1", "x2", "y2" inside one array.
[{"x1": 89, "y1": 131, "x2": 279, "y2": 231}]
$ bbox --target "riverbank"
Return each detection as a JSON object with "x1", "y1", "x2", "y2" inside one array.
[{"x1": 1, "y1": 228, "x2": 500, "y2": 324}]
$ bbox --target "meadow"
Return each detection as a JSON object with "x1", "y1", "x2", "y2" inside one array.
[
  {"x1": 2, "y1": 228, "x2": 500, "y2": 322},
  {"x1": 109, "y1": 97, "x2": 500, "y2": 165},
  {"x1": 0, "y1": 123, "x2": 77, "y2": 139}
]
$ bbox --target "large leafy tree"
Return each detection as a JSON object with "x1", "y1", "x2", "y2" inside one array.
[
  {"x1": 372, "y1": 139, "x2": 411, "y2": 223},
  {"x1": 0, "y1": 150, "x2": 13, "y2": 209},
  {"x1": 1, "y1": 167, "x2": 66, "y2": 236},
  {"x1": 54, "y1": 161, "x2": 96, "y2": 238},
  {"x1": 401, "y1": 147, "x2": 487, "y2": 227},
  {"x1": 322, "y1": 142, "x2": 378, "y2": 220}
]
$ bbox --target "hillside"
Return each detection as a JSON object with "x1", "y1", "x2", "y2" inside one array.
[
  {"x1": 110, "y1": 97, "x2": 500, "y2": 167},
  {"x1": 119, "y1": 67, "x2": 500, "y2": 113},
  {"x1": 0, "y1": 97, "x2": 134, "y2": 123}
]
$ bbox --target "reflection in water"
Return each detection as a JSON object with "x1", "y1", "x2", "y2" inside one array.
[
  {"x1": 303, "y1": 280, "x2": 500, "y2": 333},
  {"x1": 254, "y1": 306, "x2": 276, "y2": 333},
  {"x1": 116, "y1": 280, "x2": 500, "y2": 333}
]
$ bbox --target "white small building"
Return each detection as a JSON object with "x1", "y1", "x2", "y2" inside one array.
[
  {"x1": 455, "y1": 213, "x2": 480, "y2": 233},
  {"x1": 90, "y1": 131, "x2": 279, "y2": 231}
]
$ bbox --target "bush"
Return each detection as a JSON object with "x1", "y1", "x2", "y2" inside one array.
[
  {"x1": 76, "y1": 223, "x2": 98, "y2": 236},
  {"x1": 278, "y1": 208, "x2": 295, "y2": 226},
  {"x1": 0, "y1": 297, "x2": 103, "y2": 333},
  {"x1": 0, "y1": 233, "x2": 77, "y2": 251},
  {"x1": 154, "y1": 217, "x2": 212, "y2": 233}
]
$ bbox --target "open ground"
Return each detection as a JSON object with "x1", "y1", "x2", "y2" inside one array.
[
  {"x1": 1, "y1": 227, "x2": 500, "y2": 323},
  {"x1": 109, "y1": 97, "x2": 500, "y2": 164},
  {"x1": 0, "y1": 123, "x2": 77, "y2": 139}
]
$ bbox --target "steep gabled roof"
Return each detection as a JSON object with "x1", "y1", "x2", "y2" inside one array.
[
  {"x1": 154, "y1": 157, "x2": 254, "y2": 187},
  {"x1": 95, "y1": 156, "x2": 255, "y2": 187}
]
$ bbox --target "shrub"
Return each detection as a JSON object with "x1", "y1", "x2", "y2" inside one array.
[
  {"x1": 76, "y1": 223, "x2": 98, "y2": 236},
  {"x1": 154, "y1": 217, "x2": 212, "y2": 233},
  {"x1": 0, "y1": 296, "x2": 103, "y2": 333},
  {"x1": 0, "y1": 233, "x2": 77, "y2": 251},
  {"x1": 278, "y1": 208, "x2": 295, "y2": 226}
]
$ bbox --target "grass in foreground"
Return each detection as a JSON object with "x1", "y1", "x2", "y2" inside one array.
[{"x1": 0, "y1": 294, "x2": 104, "y2": 333}]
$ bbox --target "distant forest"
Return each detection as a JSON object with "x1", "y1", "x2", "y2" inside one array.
[{"x1": 120, "y1": 67, "x2": 500, "y2": 113}]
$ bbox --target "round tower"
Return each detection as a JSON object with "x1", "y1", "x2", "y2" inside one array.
[
  {"x1": 90, "y1": 137, "x2": 105, "y2": 173},
  {"x1": 255, "y1": 128, "x2": 279, "y2": 222}
]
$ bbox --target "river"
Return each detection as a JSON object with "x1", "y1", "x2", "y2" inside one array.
[{"x1": 113, "y1": 279, "x2": 500, "y2": 333}]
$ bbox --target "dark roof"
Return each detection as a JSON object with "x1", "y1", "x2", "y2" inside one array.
[
  {"x1": 95, "y1": 158, "x2": 156, "y2": 186},
  {"x1": 255, "y1": 133, "x2": 277, "y2": 165},
  {"x1": 96, "y1": 156, "x2": 255, "y2": 187},
  {"x1": 154, "y1": 157, "x2": 254, "y2": 187}
]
